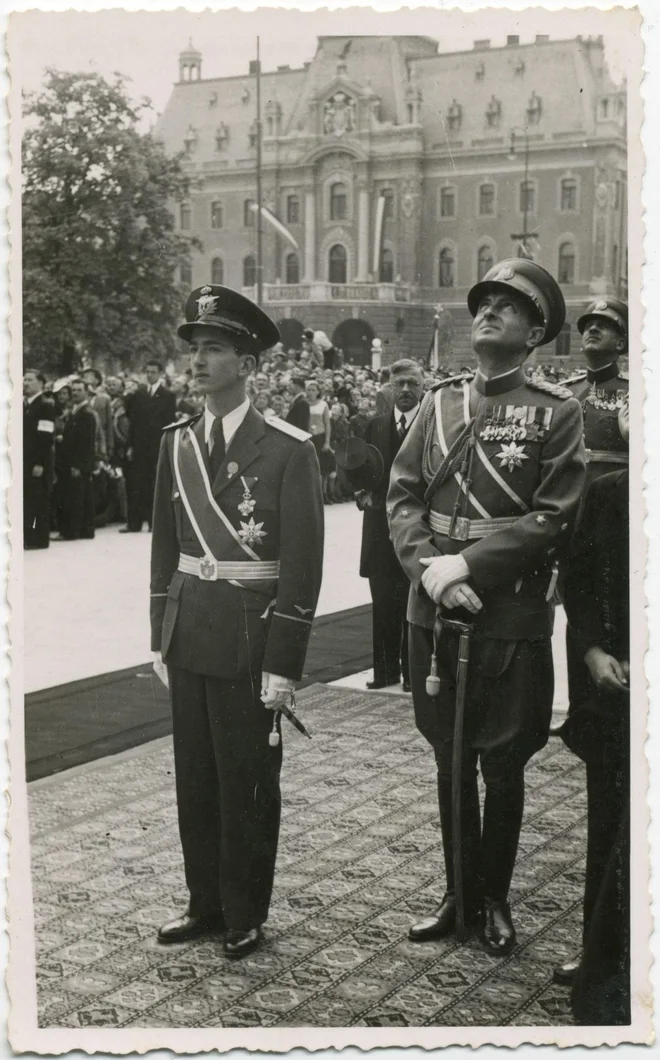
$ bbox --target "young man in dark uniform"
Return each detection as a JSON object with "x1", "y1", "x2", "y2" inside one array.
[
  {"x1": 388, "y1": 259, "x2": 586, "y2": 955},
  {"x1": 151, "y1": 285, "x2": 324, "y2": 958},
  {"x1": 23, "y1": 369, "x2": 55, "y2": 549}
]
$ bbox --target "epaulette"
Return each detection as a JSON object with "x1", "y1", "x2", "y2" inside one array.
[
  {"x1": 430, "y1": 371, "x2": 474, "y2": 392},
  {"x1": 562, "y1": 371, "x2": 588, "y2": 387},
  {"x1": 267, "y1": 416, "x2": 311, "y2": 442},
  {"x1": 162, "y1": 413, "x2": 202, "y2": 432},
  {"x1": 526, "y1": 377, "x2": 574, "y2": 400}
]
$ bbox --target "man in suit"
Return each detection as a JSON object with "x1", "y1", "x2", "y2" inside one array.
[
  {"x1": 123, "y1": 360, "x2": 176, "y2": 532},
  {"x1": 83, "y1": 367, "x2": 113, "y2": 463},
  {"x1": 23, "y1": 369, "x2": 55, "y2": 549},
  {"x1": 388, "y1": 259, "x2": 586, "y2": 955},
  {"x1": 286, "y1": 373, "x2": 311, "y2": 432},
  {"x1": 57, "y1": 377, "x2": 98, "y2": 540},
  {"x1": 151, "y1": 284, "x2": 324, "y2": 958}
]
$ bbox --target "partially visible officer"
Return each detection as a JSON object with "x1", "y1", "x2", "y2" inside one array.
[
  {"x1": 338, "y1": 358, "x2": 423, "y2": 691},
  {"x1": 123, "y1": 360, "x2": 176, "y2": 533},
  {"x1": 151, "y1": 284, "x2": 324, "y2": 958},
  {"x1": 388, "y1": 260, "x2": 586, "y2": 955},
  {"x1": 23, "y1": 369, "x2": 55, "y2": 549}
]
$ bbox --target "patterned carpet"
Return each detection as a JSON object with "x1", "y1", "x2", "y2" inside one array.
[{"x1": 30, "y1": 684, "x2": 588, "y2": 1029}]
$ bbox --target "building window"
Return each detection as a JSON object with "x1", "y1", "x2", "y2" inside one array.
[
  {"x1": 379, "y1": 248, "x2": 394, "y2": 283},
  {"x1": 479, "y1": 183, "x2": 495, "y2": 216},
  {"x1": 248, "y1": 121, "x2": 258, "y2": 147},
  {"x1": 210, "y1": 201, "x2": 224, "y2": 229},
  {"x1": 180, "y1": 202, "x2": 191, "y2": 229},
  {"x1": 526, "y1": 92, "x2": 542, "y2": 125},
  {"x1": 330, "y1": 182, "x2": 347, "y2": 222},
  {"x1": 599, "y1": 98, "x2": 609, "y2": 120},
  {"x1": 475, "y1": 62, "x2": 485, "y2": 81},
  {"x1": 555, "y1": 323, "x2": 571, "y2": 358},
  {"x1": 285, "y1": 253, "x2": 300, "y2": 284},
  {"x1": 243, "y1": 255, "x2": 256, "y2": 287},
  {"x1": 211, "y1": 257, "x2": 224, "y2": 285},
  {"x1": 286, "y1": 195, "x2": 300, "y2": 224},
  {"x1": 438, "y1": 246, "x2": 455, "y2": 287},
  {"x1": 558, "y1": 242, "x2": 576, "y2": 285},
  {"x1": 611, "y1": 243, "x2": 619, "y2": 284},
  {"x1": 485, "y1": 96, "x2": 501, "y2": 128},
  {"x1": 244, "y1": 199, "x2": 255, "y2": 227},
  {"x1": 180, "y1": 262, "x2": 192, "y2": 286},
  {"x1": 519, "y1": 180, "x2": 536, "y2": 215},
  {"x1": 215, "y1": 123, "x2": 229, "y2": 151},
  {"x1": 439, "y1": 186, "x2": 456, "y2": 218},
  {"x1": 477, "y1": 244, "x2": 494, "y2": 281},
  {"x1": 447, "y1": 99, "x2": 462, "y2": 131},
  {"x1": 381, "y1": 190, "x2": 395, "y2": 219},
  {"x1": 560, "y1": 178, "x2": 578, "y2": 212},
  {"x1": 328, "y1": 244, "x2": 347, "y2": 284}
]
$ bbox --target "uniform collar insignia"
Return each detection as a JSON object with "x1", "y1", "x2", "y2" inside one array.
[
  {"x1": 474, "y1": 365, "x2": 526, "y2": 397},
  {"x1": 586, "y1": 361, "x2": 619, "y2": 385}
]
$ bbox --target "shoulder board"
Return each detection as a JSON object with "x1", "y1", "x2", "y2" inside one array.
[
  {"x1": 562, "y1": 371, "x2": 588, "y2": 386},
  {"x1": 526, "y1": 377, "x2": 574, "y2": 400},
  {"x1": 267, "y1": 416, "x2": 311, "y2": 442},
  {"x1": 162, "y1": 413, "x2": 202, "y2": 432},
  {"x1": 430, "y1": 372, "x2": 474, "y2": 392}
]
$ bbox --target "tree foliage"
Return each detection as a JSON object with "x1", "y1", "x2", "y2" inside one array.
[{"x1": 22, "y1": 70, "x2": 199, "y2": 372}]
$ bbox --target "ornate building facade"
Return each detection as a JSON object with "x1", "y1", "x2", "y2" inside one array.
[{"x1": 156, "y1": 34, "x2": 627, "y2": 366}]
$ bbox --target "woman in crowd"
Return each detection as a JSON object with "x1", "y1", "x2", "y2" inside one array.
[{"x1": 305, "y1": 379, "x2": 333, "y2": 503}]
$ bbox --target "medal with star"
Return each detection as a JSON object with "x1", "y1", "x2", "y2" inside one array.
[
  {"x1": 238, "y1": 517, "x2": 267, "y2": 546},
  {"x1": 495, "y1": 442, "x2": 529, "y2": 473}
]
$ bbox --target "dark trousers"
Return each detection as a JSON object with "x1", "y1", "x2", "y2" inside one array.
[
  {"x1": 409, "y1": 623, "x2": 552, "y2": 906},
  {"x1": 369, "y1": 571, "x2": 409, "y2": 685},
  {"x1": 126, "y1": 453, "x2": 158, "y2": 531},
  {"x1": 59, "y1": 471, "x2": 95, "y2": 540},
  {"x1": 24, "y1": 473, "x2": 51, "y2": 548},
  {"x1": 169, "y1": 666, "x2": 282, "y2": 930}
]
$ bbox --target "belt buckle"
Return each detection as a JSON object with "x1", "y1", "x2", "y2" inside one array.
[
  {"x1": 199, "y1": 556, "x2": 217, "y2": 581},
  {"x1": 451, "y1": 516, "x2": 470, "y2": 542}
]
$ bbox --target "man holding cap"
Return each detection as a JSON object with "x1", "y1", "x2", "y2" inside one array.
[
  {"x1": 150, "y1": 284, "x2": 324, "y2": 958},
  {"x1": 388, "y1": 259, "x2": 586, "y2": 955}
]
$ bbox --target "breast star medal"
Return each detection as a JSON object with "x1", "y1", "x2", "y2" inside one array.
[
  {"x1": 238, "y1": 517, "x2": 267, "y2": 546},
  {"x1": 238, "y1": 475, "x2": 257, "y2": 517},
  {"x1": 495, "y1": 442, "x2": 529, "y2": 473}
]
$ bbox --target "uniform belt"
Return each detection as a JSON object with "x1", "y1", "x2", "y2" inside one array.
[
  {"x1": 585, "y1": 449, "x2": 629, "y2": 465},
  {"x1": 178, "y1": 554, "x2": 280, "y2": 581},
  {"x1": 429, "y1": 510, "x2": 520, "y2": 541}
]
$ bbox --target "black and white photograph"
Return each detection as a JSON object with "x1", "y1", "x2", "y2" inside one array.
[{"x1": 7, "y1": 2, "x2": 651, "y2": 1050}]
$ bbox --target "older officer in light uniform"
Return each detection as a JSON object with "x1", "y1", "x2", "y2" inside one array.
[
  {"x1": 151, "y1": 285, "x2": 324, "y2": 958},
  {"x1": 388, "y1": 260, "x2": 586, "y2": 956}
]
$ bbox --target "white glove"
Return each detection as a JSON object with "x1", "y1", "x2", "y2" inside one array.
[
  {"x1": 261, "y1": 672, "x2": 295, "y2": 711},
  {"x1": 152, "y1": 651, "x2": 169, "y2": 689},
  {"x1": 420, "y1": 554, "x2": 470, "y2": 605}
]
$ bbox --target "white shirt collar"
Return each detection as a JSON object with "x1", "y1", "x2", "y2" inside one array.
[
  {"x1": 474, "y1": 365, "x2": 521, "y2": 387},
  {"x1": 149, "y1": 379, "x2": 161, "y2": 395},
  {"x1": 395, "y1": 404, "x2": 420, "y2": 428},
  {"x1": 26, "y1": 391, "x2": 42, "y2": 405},
  {"x1": 204, "y1": 396, "x2": 251, "y2": 450}
]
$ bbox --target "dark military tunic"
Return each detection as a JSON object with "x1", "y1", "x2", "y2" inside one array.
[
  {"x1": 150, "y1": 405, "x2": 324, "y2": 928},
  {"x1": 566, "y1": 362, "x2": 629, "y2": 486},
  {"x1": 23, "y1": 392, "x2": 55, "y2": 548}
]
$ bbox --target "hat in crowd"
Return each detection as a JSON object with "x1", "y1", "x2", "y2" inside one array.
[
  {"x1": 334, "y1": 436, "x2": 384, "y2": 492},
  {"x1": 178, "y1": 284, "x2": 280, "y2": 354},
  {"x1": 467, "y1": 258, "x2": 566, "y2": 345},
  {"x1": 577, "y1": 296, "x2": 628, "y2": 337}
]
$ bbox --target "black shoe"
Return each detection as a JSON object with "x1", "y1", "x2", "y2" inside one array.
[
  {"x1": 409, "y1": 894, "x2": 458, "y2": 942},
  {"x1": 224, "y1": 926, "x2": 261, "y2": 959},
  {"x1": 402, "y1": 679, "x2": 412, "y2": 693},
  {"x1": 553, "y1": 956, "x2": 582, "y2": 986},
  {"x1": 366, "y1": 678, "x2": 399, "y2": 690},
  {"x1": 119, "y1": 526, "x2": 140, "y2": 534},
  {"x1": 549, "y1": 719, "x2": 565, "y2": 737},
  {"x1": 480, "y1": 897, "x2": 516, "y2": 957},
  {"x1": 157, "y1": 912, "x2": 223, "y2": 944}
]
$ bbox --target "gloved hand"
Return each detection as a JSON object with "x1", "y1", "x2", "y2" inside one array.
[
  {"x1": 261, "y1": 672, "x2": 295, "y2": 711},
  {"x1": 420, "y1": 554, "x2": 470, "y2": 605},
  {"x1": 152, "y1": 651, "x2": 169, "y2": 689}
]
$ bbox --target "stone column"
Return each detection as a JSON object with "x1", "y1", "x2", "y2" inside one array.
[
  {"x1": 303, "y1": 189, "x2": 316, "y2": 281},
  {"x1": 356, "y1": 186, "x2": 370, "y2": 281}
]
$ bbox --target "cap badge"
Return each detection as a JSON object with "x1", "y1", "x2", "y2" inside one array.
[
  {"x1": 595, "y1": 299, "x2": 608, "y2": 311},
  {"x1": 494, "y1": 266, "x2": 514, "y2": 281},
  {"x1": 196, "y1": 292, "x2": 218, "y2": 318}
]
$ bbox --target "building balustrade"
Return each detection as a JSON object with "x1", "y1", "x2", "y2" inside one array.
[{"x1": 242, "y1": 281, "x2": 438, "y2": 304}]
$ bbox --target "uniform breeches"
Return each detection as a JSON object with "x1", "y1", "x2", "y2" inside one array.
[
  {"x1": 169, "y1": 666, "x2": 282, "y2": 931},
  {"x1": 409, "y1": 623, "x2": 553, "y2": 904},
  {"x1": 368, "y1": 570, "x2": 409, "y2": 685},
  {"x1": 24, "y1": 472, "x2": 51, "y2": 548}
]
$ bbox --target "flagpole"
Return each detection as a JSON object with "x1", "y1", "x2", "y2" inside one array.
[{"x1": 256, "y1": 36, "x2": 263, "y2": 306}]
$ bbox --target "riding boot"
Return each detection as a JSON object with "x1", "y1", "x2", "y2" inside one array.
[
  {"x1": 437, "y1": 771, "x2": 483, "y2": 921},
  {"x1": 480, "y1": 772, "x2": 525, "y2": 901}
]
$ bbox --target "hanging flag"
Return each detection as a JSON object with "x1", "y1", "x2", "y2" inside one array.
[
  {"x1": 372, "y1": 193, "x2": 386, "y2": 276},
  {"x1": 249, "y1": 203, "x2": 299, "y2": 250}
]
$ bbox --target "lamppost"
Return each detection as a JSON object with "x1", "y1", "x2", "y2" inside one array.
[{"x1": 508, "y1": 128, "x2": 535, "y2": 259}]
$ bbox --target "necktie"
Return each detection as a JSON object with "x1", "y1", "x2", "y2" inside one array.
[
  {"x1": 209, "y1": 418, "x2": 225, "y2": 480},
  {"x1": 397, "y1": 416, "x2": 407, "y2": 443}
]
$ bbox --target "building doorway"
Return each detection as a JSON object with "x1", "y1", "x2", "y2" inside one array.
[
  {"x1": 332, "y1": 318, "x2": 375, "y2": 366},
  {"x1": 276, "y1": 318, "x2": 304, "y2": 352}
]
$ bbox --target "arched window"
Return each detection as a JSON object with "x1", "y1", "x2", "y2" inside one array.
[
  {"x1": 211, "y1": 257, "x2": 224, "y2": 285},
  {"x1": 180, "y1": 202, "x2": 191, "y2": 229},
  {"x1": 286, "y1": 195, "x2": 300, "y2": 224},
  {"x1": 438, "y1": 246, "x2": 455, "y2": 287},
  {"x1": 379, "y1": 248, "x2": 394, "y2": 283},
  {"x1": 560, "y1": 178, "x2": 578, "y2": 212},
  {"x1": 243, "y1": 255, "x2": 256, "y2": 287},
  {"x1": 477, "y1": 244, "x2": 494, "y2": 281},
  {"x1": 330, "y1": 182, "x2": 347, "y2": 222},
  {"x1": 558, "y1": 242, "x2": 576, "y2": 285},
  {"x1": 328, "y1": 244, "x2": 347, "y2": 284},
  {"x1": 440, "y1": 186, "x2": 456, "y2": 218},
  {"x1": 244, "y1": 199, "x2": 255, "y2": 227},
  {"x1": 285, "y1": 253, "x2": 300, "y2": 284},
  {"x1": 180, "y1": 262, "x2": 192, "y2": 286},
  {"x1": 210, "y1": 201, "x2": 224, "y2": 229}
]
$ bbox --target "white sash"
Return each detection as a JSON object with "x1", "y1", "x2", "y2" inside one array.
[{"x1": 434, "y1": 387, "x2": 492, "y2": 520}]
